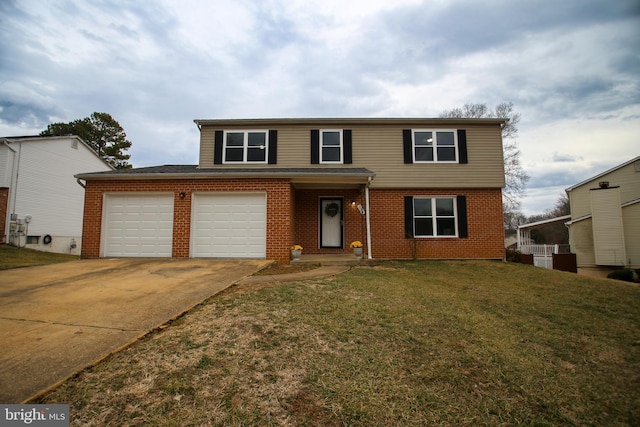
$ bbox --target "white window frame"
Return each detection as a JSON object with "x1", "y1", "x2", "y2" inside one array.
[
  {"x1": 320, "y1": 129, "x2": 343, "y2": 164},
  {"x1": 223, "y1": 130, "x2": 269, "y2": 164},
  {"x1": 412, "y1": 129, "x2": 459, "y2": 163},
  {"x1": 413, "y1": 196, "x2": 458, "y2": 238}
]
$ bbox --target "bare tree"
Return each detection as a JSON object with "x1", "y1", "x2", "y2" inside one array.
[{"x1": 440, "y1": 102, "x2": 530, "y2": 225}]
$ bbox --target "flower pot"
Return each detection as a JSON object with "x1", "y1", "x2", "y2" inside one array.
[
  {"x1": 353, "y1": 247, "x2": 363, "y2": 259},
  {"x1": 291, "y1": 249, "x2": 302, "y2": 260}
]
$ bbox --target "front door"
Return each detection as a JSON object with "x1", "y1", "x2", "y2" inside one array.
[{"x1": 320, "y1": 198, "x2": 343, "y2": 248}]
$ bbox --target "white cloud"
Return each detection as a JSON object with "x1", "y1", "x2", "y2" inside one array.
[{"x1": 1, "y1": 0, "x2": 638, "y2": 217}]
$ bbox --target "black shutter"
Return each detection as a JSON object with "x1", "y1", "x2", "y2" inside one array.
[
  {"x1": 403, "y1": 129, "x2": 413, "y2": 164},
  {"x1": 457, "y1": 195, "x2": 468, "y2": 238},
  {"x1": 214, "y1": 130, "x2": 224, "y2": 164},
  {"x1": 268, "y1": 130, "x2": 277, "y2": 164},
  {"x1": 404, "y1": 196, "x2": 414, "y2": 238},
  {"x1": 343, "y1": 129, "x2": 352, "y2": 164},
  {"x1": 457, "y1": 129, "x2": 468, "y2": 164},
  {"x1": 311, "y1": 130, "x2": 320, "y2": 164}
]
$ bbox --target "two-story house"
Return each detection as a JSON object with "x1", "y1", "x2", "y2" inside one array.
[
  {"x1": 1, "y1": 135, "x2": 113, "y2": 254},
  {"x1": 76, "y1": 118, "x2": 506, "y2": 262}
]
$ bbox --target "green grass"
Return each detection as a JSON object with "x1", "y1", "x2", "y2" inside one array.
[
  {"x1": 36, "y1": 261, "x2": 640, "y2": 426},
  {"x1": 0, "y1": 244, "x2": 79, "y2": 269}
]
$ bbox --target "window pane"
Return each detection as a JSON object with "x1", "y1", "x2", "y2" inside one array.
[
  {"x1": 226, "y1": 133, "x2": 244, "y2": 146},
  {"x1": 414, "y1": 198, "x2": 432, "y2": 216},
  {"x1": 247, "y1": 147, "x2": 266, "y2": 162},
  {"x1": 322, "y1": 146, "x2": 341, "y2": 162},
  {"x1": 322, "y1": 131, "x2": 341, "y2": 146},
  {"x1": 436, "y1": 218, "x2": 456, "y2": 236},
  {"x1": 248, "y1": 132, "x2": 266, "y2": 147},
  {"x1": 437, "y1": 132, "x2": 455, "y2": 146},
  {"x1": 415, "y1": 218, "x2": 433, "y2": 236},
  {"x1": 414, "y1": 131, "x2": 433, "y2": 146},
  {"x1": 437, "y1": 147, "x2": 456, "y2": 161},
  {"x1": 415, "y1": 147, "x2": 433, "y2": 161},
  {"x1": 435, "y1": 198, "x2": 454, "y2": 216},
  {"x1": 225, "y1": 148, "x2": 243, "y2": 162}
]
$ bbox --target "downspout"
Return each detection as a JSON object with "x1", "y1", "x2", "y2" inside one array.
[
  {"x1": 2, "y1": 141, "x2": 17, "y2": 244},
  {"x1": 365, "y1": 177, "x2": 372, "y2": 259},
  {"x1": 76, "y1": 178, "x2": 86, "y2": 189}
]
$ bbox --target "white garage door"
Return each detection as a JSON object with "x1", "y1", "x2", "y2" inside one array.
[
  {"x1": 103, "y1": 194, "x2": 174, "y2": 257},
  {"x1": 192, "y1": 193, "x2": 266, "y2": 258}
]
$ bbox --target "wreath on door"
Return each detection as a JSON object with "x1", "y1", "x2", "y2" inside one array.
[{"x1": 324, "y1": 202, "x2": 340, "y2": 217}]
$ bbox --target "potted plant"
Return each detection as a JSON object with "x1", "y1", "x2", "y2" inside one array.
[
  {"x1": 350, "y1": 241, "x2": 363, "y2": 259},
  {"x1": 291, "y1": 245, "x2": 303, "y2": 260}
]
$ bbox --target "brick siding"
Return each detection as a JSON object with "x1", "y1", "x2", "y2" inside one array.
[
  {"x1": 81, "y1": 179, "x2": 504, "y2": 262},
  {"x1": 81, "y1": 179, "x2": 293, "y2": 262},
  {"x1": 368, "y1": 188, "x2": 504, "y2": 259},
  {"x1": 294, "y1": 188, "x2": 366, "y2": 254}
]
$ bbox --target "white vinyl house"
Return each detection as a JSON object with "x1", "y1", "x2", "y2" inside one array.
[{"x1": 0, "y1": 135, "x2": 113, "y2": 254}]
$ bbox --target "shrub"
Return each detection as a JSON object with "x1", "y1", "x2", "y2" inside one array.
[{"x1": 606, "y1": 269, "x2": 638, "y2": 283}]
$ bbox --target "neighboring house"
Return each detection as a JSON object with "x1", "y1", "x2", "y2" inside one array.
[
  {"x1": 565, "y1": 156, "x2": 640, "y2": 275},
  {"x1": 76, "y1": 118, "x2": 506, "y2": 263},
  {"x1": 0, "y1": 135, "x2": 113, "y2": 254}
]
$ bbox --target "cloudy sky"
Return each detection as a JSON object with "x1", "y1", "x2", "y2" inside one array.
[{"x1": 1, "y1": 0, "x2": 639, "y2": 216}]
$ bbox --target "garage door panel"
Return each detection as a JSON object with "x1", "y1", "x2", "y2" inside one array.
[
  {"x1": 103, "y1": 195, "x2": 174, "y2": 257},
  {"x1": 192, "y1": 193, "x2": 266, "y2": 258}
]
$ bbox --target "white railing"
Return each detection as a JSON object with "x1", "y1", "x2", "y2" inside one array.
[
  {"x1": 519, "y1": 244, "x2": 568, "y2": 269},
  {"x1": 519, "y1": 244, "x2": 559, "y2": 256}
]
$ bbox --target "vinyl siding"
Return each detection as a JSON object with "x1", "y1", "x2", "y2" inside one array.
[
  {"x1": 568, "y1": 159, "x2": 640, "y2": 218},
  {"x1": 198, "y1": 122, "x2": 505, "y2": 188},
  {"x1": 569, "y1": 218, "x2": 596, "y2": 267},
  {"x1": 590, "y1": 188, "x2": 626, "y2": 266},
  {"x1": 10, "y1": 138, "x2": 112, "y2": 236},
  {"x1": 622, "y1": 202, "x2": 640, "y2": 267}
]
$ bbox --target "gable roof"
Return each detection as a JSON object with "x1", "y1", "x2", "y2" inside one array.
[
  {"x1": 565, "y1": 156, "x2": 640, "y2": 193},
  {"x1": 1, "y1": 135, "x2": 115, "y2": 170}
]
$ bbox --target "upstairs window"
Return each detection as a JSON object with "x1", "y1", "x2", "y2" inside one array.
[
  {"x1": 320, "y1": 130, "x2": 343, "y2": 163},
  {"x1": 223, "y1": 130, "x2": 268, "y2": 163},
  {"x1": 403, "y1": 129, "x2": 467, "y2": 164},
  {"x1": 413, "y1": 130, "x2": 457, "y2": 162},
  {"x1": 311, "y1": 129, "x2": 352, "y2": 164}
]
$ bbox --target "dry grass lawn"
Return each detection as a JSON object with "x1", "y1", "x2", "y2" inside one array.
[
  {"x1": 36, "y1": 261, "x2": 640, "y2": 426},
  {"x1": 0, "y1": 244, "x2": 78, "y2": 270}
]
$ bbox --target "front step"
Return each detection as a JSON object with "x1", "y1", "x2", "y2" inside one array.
[{"x1": 292, "y1": 254, "x2": 371, "y2": 266}]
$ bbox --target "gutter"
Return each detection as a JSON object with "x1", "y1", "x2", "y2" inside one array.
[{"x1": 75, "y1": 169, "x2": 376, "y2": 181}]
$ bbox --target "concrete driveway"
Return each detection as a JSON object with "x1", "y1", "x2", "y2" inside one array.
[{"x1": 0, "y1": 258, "x2": 269, "y2": 403}]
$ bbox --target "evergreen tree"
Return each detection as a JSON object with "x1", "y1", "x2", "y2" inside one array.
[{"x1": 41, "y1": 112, "x2": 132, "y2": 169}]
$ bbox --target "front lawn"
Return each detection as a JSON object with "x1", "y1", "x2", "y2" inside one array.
[
  {"x1": 37, "y1": 261, "x2": 640, "y2": 426},
  {"x1": 0, "y1": 244, "x2": 79, "y2": 270}
]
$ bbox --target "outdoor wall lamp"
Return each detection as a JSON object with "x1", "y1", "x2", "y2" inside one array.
[{"x1": 179, "y1": 192, "x2": 186, "y2": 199}]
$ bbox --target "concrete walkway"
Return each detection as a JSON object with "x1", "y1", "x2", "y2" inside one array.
[{"x1": 0, "y1": 258, "x2": 270, "y2": 403}]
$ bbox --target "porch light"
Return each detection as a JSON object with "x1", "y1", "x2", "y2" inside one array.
[{"x1": 351, "y1": 200, "x2": 356, "y2": 205}]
